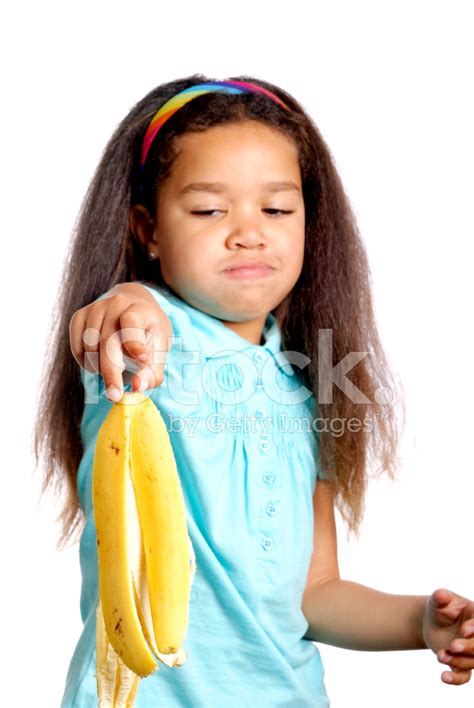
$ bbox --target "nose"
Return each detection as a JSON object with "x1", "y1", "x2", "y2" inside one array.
[{"x1": 225, "y1": 213, "x2": 267, "y2": 249}]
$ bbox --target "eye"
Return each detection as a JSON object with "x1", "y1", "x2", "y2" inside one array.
[
  {"x1": 190, "y1": 209, "x2": 223, "y2": 217},
  {"x1": 190, "y1": 208, "x2": 294, "y2": 217},
  {"x1": 264, "y1": 209, "x2": 294, "y2": 216}
]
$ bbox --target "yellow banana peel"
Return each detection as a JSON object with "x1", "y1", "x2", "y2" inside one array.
[
  {"x1": 96, "y1": 600, "x2": 140, "y2": 707},
  {"x1": 92, "y1": 391, "x2": 196, "y2": 706}
]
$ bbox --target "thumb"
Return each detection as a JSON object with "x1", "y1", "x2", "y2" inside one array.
[
  {"x1": 431, "y1": 588, "x2": 453, "y2": 607},
  {"x1": 428, "y1": 588, "x2": 461, "y2": 629}
]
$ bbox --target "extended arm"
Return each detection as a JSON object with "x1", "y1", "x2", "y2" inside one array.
[{"x1": 69, "y1": 280, "x2": 173, "y2": 400}]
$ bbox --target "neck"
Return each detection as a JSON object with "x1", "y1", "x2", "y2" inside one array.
[{"x1": 220, "y1": 316, "x2": 267, "y2": 345}]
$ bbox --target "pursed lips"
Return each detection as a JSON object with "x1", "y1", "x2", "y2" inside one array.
[
  {"x1": 222, "y1": 258, "x2": 276, "y2": 272},
  {"x1": 221, "y1": 260, "x2": 276, "y2": 280}
]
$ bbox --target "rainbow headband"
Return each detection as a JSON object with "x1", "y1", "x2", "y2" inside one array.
[{"x1": 140, "y1": 80, "x2": 291, "y2": 169}]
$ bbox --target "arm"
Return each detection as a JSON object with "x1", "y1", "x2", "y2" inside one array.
[
  {"x1": 105, "y1": 280, "x2": 159, "y2": 306},
  {"x1": 302, "y1": 579, "x2": 427, "y2": 651},
  {"x1": 301, "y1": 480, "x2": 427, "y2": 651}
]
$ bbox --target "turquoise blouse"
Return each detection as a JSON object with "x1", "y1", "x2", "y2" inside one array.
[{"x1": 60, "y1": 282, "x2": 330, "y2": 707}]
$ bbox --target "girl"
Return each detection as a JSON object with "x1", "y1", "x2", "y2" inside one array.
[{"x1": 35, "y1": 75, "x2": 474, "y2": 706}]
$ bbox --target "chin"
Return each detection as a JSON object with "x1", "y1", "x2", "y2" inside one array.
[{"x1": 220, "y1": 303, "x2": 274, "y2": 323}]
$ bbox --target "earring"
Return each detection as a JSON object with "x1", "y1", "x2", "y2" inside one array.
[{"x1": 148, "y1": 250, "x2": 157, "y2": 261}]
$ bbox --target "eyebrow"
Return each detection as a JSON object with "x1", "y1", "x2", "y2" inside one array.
[{"x1": 178, "y1": 180, "x2": 301, "y2": 196}]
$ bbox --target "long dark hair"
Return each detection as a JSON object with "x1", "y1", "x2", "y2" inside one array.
[{"x1": 33, "y1": 73, "x2": 405, "y2": 549}]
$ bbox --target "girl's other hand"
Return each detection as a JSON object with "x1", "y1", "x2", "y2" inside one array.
[
  {"x1": 422, "y1": 587, "x2": 474, "y2": 686},
  {"x1": 69, "y1": 283, "x2": 174, "y2": 402}
]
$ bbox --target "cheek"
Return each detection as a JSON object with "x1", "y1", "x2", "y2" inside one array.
[
  {"x1": 161, "y1": 234, "x2": 213, "y2": 278},
  {"x1": 282, "y1": 227, "x2": 305, "y2": 265}
]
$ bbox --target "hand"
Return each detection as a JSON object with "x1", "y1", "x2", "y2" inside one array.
[
  {"x1": 69, "y1": 285, "x2": 173, "y2": 401},
  {"x1": 421, "y1": 587, "x2": 474, "y2": 685}
]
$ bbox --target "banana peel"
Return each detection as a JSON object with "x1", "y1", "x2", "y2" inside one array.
[{"x1": 92, "y1": 391, "x2": 196, "y2": 706}]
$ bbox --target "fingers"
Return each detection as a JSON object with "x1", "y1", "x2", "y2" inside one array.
[
  {"x1": 70, "y1": 305, "x2": 107, "y2": 374},
  {"x1": 74, "y1": 308, "x2": 126, "y2": 400},
  {"x1": 438, "y1": 635, "x2": 474, "y2": 684},
  {"x1": 69, "y1": 294, "x2": 173, "y2": 402},
  {"x1": 129, "y1": 331, "x2": 168, "y2": 395},
  {"x1": 100, "y1": 327, "x2": 127, "y2": 401},
  {"x1": 119, "y1": 308, "x2": 155, "y2": 357},
  {"x1": 120, "y1": 304, "x2": 173, "y2": 395},
  {"x1": 439, "y1": 648, "x2": 474, "y2": 670},
  {"x1": 69, "y1": 308, "x2": 90, "y2": 369},
  {"x1": 441, "y1": 666, "x2": 471, "y2": 685}
]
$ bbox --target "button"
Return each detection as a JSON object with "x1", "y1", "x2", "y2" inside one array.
[
  {"x1": 253, "y1": 351, "x2": 266, "y2": 363},
  {"x1": 255, "y1": 407, "x2": 267, "y2": 418},
  {"x1": 266, "y1": 502, "x2": 278, "y2": 516},
  {"x1": 261, "y1": 536, "x2": 274, "y2": 550},
  {"x1": 258, "y1": 439, "x2": 270, "y2": 452},
  {"x1": 262, "y1": 472, "x2": 275, "y2": 485}
]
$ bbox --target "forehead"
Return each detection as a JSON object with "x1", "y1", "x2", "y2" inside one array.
[{"x1": 169, "y1": 121, "x2": 301, "y2": 183}]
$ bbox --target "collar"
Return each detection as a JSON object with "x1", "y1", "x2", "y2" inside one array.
[{"x1": 160, "y1": 285, "x2": 295, "y2": 377}]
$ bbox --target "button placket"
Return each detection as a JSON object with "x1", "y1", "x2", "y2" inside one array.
[{"x1": 251, "y1": 357, "x2": 279, "y2": 579}]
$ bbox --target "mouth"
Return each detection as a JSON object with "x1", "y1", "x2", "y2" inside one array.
[
  {"x1": 221, "y1": 258, "x2": 276, "y2": 280},
  {"x1": 222, "y1": 265, "x2": 276, "y2": 279}
]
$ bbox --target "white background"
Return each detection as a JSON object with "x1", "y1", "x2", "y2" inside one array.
[{"x1": 1, "y1": 1, "x2": 473, "y2": 706}]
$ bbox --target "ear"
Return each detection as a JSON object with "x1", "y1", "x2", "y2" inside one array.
[{"x1": 129, "y1": 205, "x2": 158, "y2": 255}]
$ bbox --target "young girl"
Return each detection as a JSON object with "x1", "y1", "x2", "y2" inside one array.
[{"x1": 35, "y1": 75, "x2": 474, "y2": 706}]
